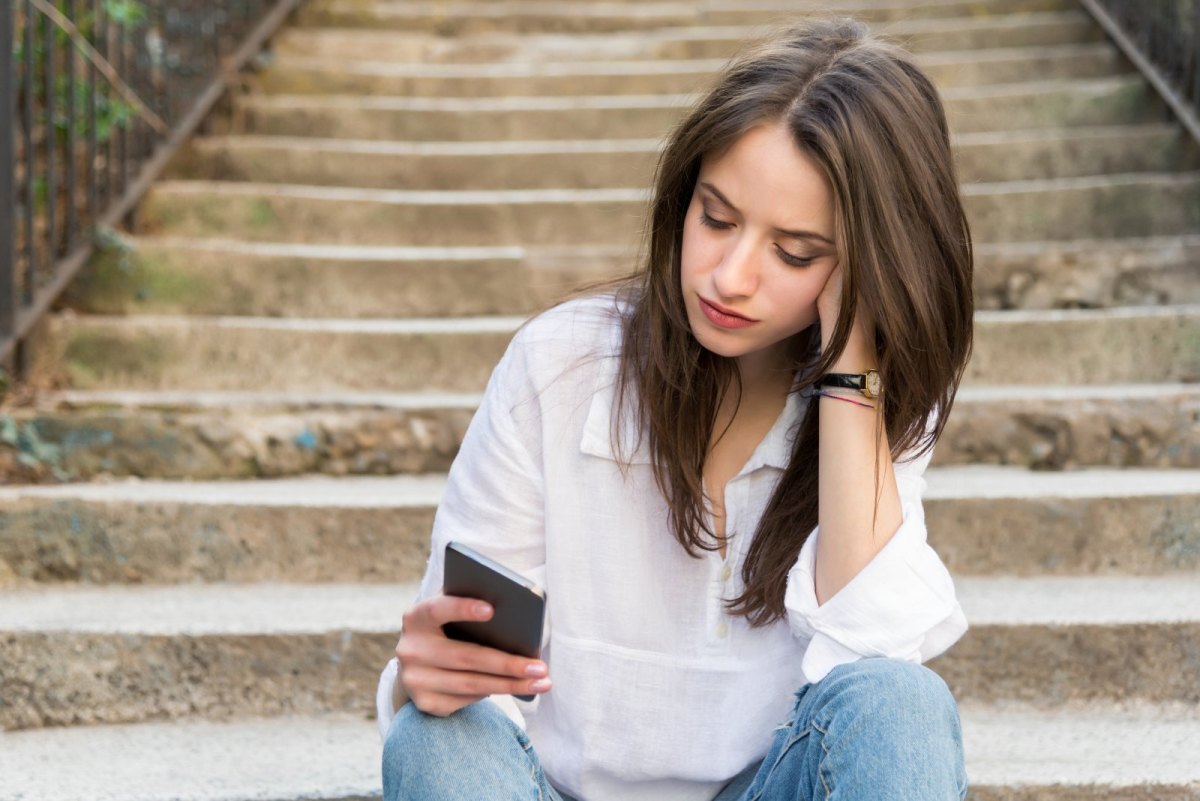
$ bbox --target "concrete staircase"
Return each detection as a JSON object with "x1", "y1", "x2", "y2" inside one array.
[{"x1": 2, "y1": 0, "x2": 1200, "y2": 798}]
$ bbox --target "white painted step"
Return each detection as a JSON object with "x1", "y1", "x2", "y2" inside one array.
[
  {"x1": 36, "y1": 381, "x2": 1200, "y2": 410},
  {"x1": 2, "y1": 703, "x2": 1199, "y2": 800},
  {"x1": 2, "y1": 574, "x2": 1200, "y2": 634},
  {"x1": 1, "y1": 466, "x2": 1197, "y2": 506}
]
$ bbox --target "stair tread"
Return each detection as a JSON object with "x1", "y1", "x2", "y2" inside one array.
[
  {"x1": 26, "y1": 381, "x2": 1200, "y2": 410},
  {"x1": 2, "y1": 702, "x2": 1200, "y2": 801},
  {"x1": 2, "y1": 572, "x2": 1200, "y2": 633},
  {"x1": 1, "y1": 465, "x2": 1197, "y2": 505}
]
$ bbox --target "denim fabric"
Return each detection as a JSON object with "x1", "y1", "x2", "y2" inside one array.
[{"x1": 381, "y1": 657, "x2": 968, "y2": 801}]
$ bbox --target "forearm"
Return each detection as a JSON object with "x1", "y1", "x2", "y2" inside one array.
[{"x1": 815, "y1": 323, "x2": 903, "y2": 606}]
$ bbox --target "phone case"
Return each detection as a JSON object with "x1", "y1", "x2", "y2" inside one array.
[{"x1": 442, "y1": 541, "x2": 547, "y2": 702}]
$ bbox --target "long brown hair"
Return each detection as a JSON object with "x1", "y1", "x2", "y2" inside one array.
[{"x1": 576, "y1": 17, "x2": 973, "y2": 627}]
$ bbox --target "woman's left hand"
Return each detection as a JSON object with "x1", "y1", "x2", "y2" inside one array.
[
  {"x1": 816, "y1": 261, "x2": 875, "y2": 357},
  {"x1": 815, "y1": 261, "x2": 845, "y2": 339}
]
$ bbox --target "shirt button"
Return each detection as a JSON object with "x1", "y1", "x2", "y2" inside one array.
[
  {"x1": 721, "y1": 564, "x2": 732, "y2": 581},
  {"x1": 716, "y1": 621, "x2": 729, "y2": 638}
]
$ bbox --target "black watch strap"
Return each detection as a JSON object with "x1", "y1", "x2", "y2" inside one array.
[
  {"x1": 817, "y1": 373, "x2": 866, "y2": 391},
  {"x1": 816, "y1": 370, "x2": 881, "y2": 398}
]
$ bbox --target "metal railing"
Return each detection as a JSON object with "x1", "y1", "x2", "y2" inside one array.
[
  {"x1": 1, "y1": 0, "x2": 303, "y2": 376},
  {"x1": 1080, "y1": 0, "x2": 1200, "y2": 145}
]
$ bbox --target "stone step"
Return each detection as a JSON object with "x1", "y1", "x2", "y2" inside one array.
[
  {"x1": 61, "y1": 238, "x2": 624, "y2": 318},
  {"x1": 298, "y1": 0, "x2": 1074, "y2": 34},
  {"x1": 2, "y1": 381, "x2": 1197, "y2": 483},
  {"x1": 61, "y1": 235, "x2": 1200, "y2": 319},
  {"x1": 0, "y1": 468, "x2": 1197, "y2": 587},
  {"x1": 133, "y1": 173, "x2": 1200, "y2": 247},
  {"x1": 0, "y1": 376, "x2": 1184, "y2": 477},
  {"x1": 3, "y1": 703, "x2": 1198, "y2": 801},
  {"x1": 257, "y1": 44, "x2": 1123, "y2": 97},
  {"x1": 237, "y1": 75, "x2": 1164, "y2": 140},
  {"x1": 25, "y1": 306, "x2": 1200, "y2": 393},
  {"x1": 1, "y1": 575, "x2": 1198, "y2": 729},
  {"x1": 168, "y1": 124, "x2": 1196, "y2": 190},
  {"x1": 271, "y1": 12, "x2": 1105, "y2": 63}
]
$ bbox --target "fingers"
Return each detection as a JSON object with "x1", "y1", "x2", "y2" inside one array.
[
  {"x1": 408, "y1": 592, "x2": 492, "y2": 632},
  {"x1": 401, "y1": 662, "x2": 552, "y2": 704},
  {"x1": 397, "y1": 625, "x2": 547, "y2": 679},
  {"x1": 397, "y1": 593, "x2": 551, "y2": 702}
]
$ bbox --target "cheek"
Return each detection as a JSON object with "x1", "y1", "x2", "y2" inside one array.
[{"x1": 680, "y1": 221, "x2": 720, "y2": 282}]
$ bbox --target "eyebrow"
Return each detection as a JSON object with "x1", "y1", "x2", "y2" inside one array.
[{"x1": 699, "y1": 181, "x2": 835, "y2": 246}]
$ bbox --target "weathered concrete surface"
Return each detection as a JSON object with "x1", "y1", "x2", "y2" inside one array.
[
  {"x1": 943, "y1": 385, "x2": 1200, "y2": 469},
  {"x1": 272, "y1": 12, "x2": 1105, "y2": 63},
  {"x1": 974, "y1": 235, "x2": 1200, "y2": 310},
  {"x1": 59, "y1": 234, "x2": 1200, "y2": 319},
  {"x1": 165, "y1": 125, "x2": 1193, "y2": 191},
  {"x1": 238, "y1": 76, "x2": 1162, "y2": 141},
  {"x1": 0, "y1": 476, "x2": 443, "y2": 586},
  {"x1": 2, "y1": 576, "x2": 1199, "y2": 728},
  {"x1": 966, "y1": 306, "x2": 1200, "y2": 386},
  {"x1": 3, "y1": 704, "x2": 1198, "y2": 801},
  {"x1": 25, "y1": 313, "x2": 523, "y2": 393},
  {"x1": 61, "y1": 237, "x2": 628, "y2": 318},
  {"x1": 1, "y1": 384, "x2": 1196, "y2": 484},
  {"x1": 924, "y1": 467, "x2": 1200, "y2": 576},
  {"x1": 23, "y1": 306, "x2": 1200, "y2": 393},
  {"x1": 933, "y1": 576, "x2": 1200, "y2": 706},
  {"x1": 0, "y1": 470, "x2": 1196, "y2": 587},
  {"x1": 256, "y1": 44, "x2": 1122, "y2": 97},
  {"x1": 132, "y1": 174, "x2": 1200, "y2": 246},
  {"x1": 298, "y1": 0, "x2": 1075, "y2": 34}
]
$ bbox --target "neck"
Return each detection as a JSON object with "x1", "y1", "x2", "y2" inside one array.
[{"x1": 733, "y1": 340, "x2": 796, "y2": 409}]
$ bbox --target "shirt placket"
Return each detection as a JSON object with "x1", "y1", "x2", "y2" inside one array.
[{"x1": 707, "y1": 473, "x2": 745, "y2": 650}]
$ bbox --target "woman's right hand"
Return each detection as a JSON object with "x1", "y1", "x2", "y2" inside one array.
[{"x1": 396, "y1": 592, "x2": 552, "y2": 717}]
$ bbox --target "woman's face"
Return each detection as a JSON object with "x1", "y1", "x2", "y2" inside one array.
[{"x1": 680, "y1": 120, "x2": 840, "y2": 371}]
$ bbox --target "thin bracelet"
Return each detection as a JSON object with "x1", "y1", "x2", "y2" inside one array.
[{"x1": 814, "y1": 390, "x2": 876, "y2": 410}]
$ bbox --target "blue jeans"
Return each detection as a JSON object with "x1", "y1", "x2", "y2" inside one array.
[{"x1": 382, "y1": 657, "x2": 968, "y2": 801}]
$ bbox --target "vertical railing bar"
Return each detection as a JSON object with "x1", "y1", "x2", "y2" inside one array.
[
  {"x1": 64, "y1": 0, "x2": 78, "y2": 254},
  {"x1": 98, "y1": 0, "x2": 110, "y2": 211},
  {"x1": 1, "y1": 0, "x2": 17, "y2": 343},
  {"x1": 85, "y1": 0, "x2": 97, "y2": 240},
  {"x1": 116, "y1": 4, "x2": 127, "y2": 199},
  {"x1": 22, "y1": 0, "x2": 35, "y2": 306},
  {"x1": 43, "y1": 0, "x2": 57, "y2": 274}
]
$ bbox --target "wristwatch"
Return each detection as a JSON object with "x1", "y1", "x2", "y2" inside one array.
[{"x1": 816, "y1": 370, "x2": 882, "y2": 399}]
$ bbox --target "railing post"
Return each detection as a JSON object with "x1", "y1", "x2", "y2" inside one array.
[{"x1": 1, "y1": 0, "x2": 16, "y2": 352}]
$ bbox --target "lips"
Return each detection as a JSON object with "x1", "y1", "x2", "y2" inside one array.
[{"x1": 698, "y1": 296, "x2": 759, "y2": 330}]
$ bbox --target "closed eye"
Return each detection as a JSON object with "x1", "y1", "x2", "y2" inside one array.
[{"x1": 700, "y1": 212, "x2": 816, "y2": 268}]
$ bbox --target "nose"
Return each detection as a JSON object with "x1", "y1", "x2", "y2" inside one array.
[{"x1": 711, "y1": 234, "x2": 760, "y2": 300}]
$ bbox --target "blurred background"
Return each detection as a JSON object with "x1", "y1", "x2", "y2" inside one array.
[{"x1": 1, "y1": 1, "x2": 1198, "y2": 798}]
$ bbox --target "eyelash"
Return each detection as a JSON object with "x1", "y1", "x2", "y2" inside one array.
[{"x1": 698, "y1": 212, "x2": 816, "y2": 268}]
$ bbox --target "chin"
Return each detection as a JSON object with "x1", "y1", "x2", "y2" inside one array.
[{"x1": 686, "y1": 315, "x2": 754, "y2": 359}]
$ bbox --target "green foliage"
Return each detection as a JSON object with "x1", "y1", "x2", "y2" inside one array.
[
  {"x1": 12, "y1": 1, "x2": 147, "y2": 146},
  {"x1": 102, "y1": 0, "x2": 148, "y2": 28},
  {"x1": 92, "y1": 224, "x2": 134, "y2": 272},
  {"x1": 0, "y1": 414, "x2": 70, "y2": 481}
]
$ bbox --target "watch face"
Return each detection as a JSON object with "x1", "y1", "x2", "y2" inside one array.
[{"x1": 865, "y1": 371, "x2": 882, "y2": 397}]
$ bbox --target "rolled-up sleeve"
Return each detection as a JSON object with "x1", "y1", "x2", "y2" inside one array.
[
  {"x1": 784, "y1": 411, "x2": 968, "y2": 685},
  {"x1": 376, "y1": 325, "x2": 548, "y2": 743}
]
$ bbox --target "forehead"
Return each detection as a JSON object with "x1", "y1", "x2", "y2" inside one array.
[{"x1": 696, "y1": 122, "x2": 834, "y2": 232}]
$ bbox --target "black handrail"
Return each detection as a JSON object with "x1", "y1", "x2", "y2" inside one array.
[
  {"x1": 1079, "y1": 0, "x2": 1200, "y2": 145},
  {"x1": 1, "y1": 0, "x2": 303, "y2": 377}
]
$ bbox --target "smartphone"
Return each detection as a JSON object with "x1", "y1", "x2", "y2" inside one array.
[{"x1": 441, "y1": 541, "x2": 548, "y2": 702}]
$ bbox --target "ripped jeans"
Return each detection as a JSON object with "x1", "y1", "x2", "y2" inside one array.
[{"x1": 382, "y1": 656, "x2": 969, "y2": 801}]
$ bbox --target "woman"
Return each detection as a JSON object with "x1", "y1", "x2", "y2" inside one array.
[{"x1": 378, "y1": 16, "x2": 973, "y2": 801}]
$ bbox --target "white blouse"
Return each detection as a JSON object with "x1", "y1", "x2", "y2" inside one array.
[{"x1": 376, "y1": 293, "x2": 967, "y2": 801}]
